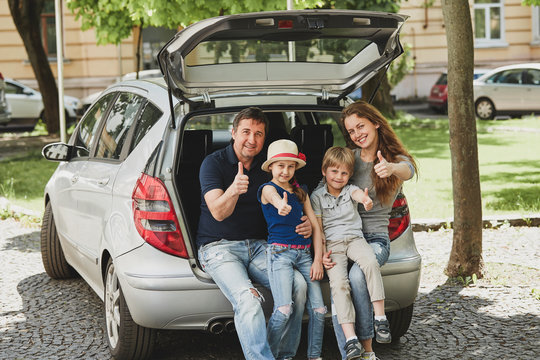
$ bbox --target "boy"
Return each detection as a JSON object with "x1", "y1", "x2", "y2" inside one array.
[{"x1": 311, "y1": 147, "x2": 390, "y2": 360}]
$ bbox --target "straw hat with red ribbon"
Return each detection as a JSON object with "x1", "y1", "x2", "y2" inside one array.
[{"x1": 261, "y1": 139, "x2": 306, "y2": 172}]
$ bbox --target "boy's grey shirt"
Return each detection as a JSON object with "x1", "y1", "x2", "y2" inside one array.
[{"x1": 310, "y1": 183, "x2": 364, "y2": 241}]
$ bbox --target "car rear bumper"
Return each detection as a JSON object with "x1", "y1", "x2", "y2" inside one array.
[{"x1": 115, "y1": 225, "x2": 421, "y2": 330}]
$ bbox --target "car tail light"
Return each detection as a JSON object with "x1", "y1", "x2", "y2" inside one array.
[
  {"x1": 0, "y1": 72, "x2": 4, "y2": 80},
  {"x1": 388, "y1": 193, "x2": 411, "y2": 241},
  {"x1": 132, "y1": 173, "x2": 188, "y2": 258}
]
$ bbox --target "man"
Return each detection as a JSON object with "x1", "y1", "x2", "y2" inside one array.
[{"x1": 197, "y1": 107, "x2": 312, "y2": 360}]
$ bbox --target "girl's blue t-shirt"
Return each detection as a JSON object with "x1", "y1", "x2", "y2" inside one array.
[{"x1": 257, "y1": 182, "x2": 311, "y2": 246}]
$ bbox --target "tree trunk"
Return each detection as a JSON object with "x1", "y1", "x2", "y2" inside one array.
[
  {"x1": 361, "y1": 71, "x2": 396, "y2": 118},
  {"x1": 8, "y1": 0, "x2": 59, "y2": 134},
  {"x1": 442, "y1": 0, "x2": 483, "y2": 278}
]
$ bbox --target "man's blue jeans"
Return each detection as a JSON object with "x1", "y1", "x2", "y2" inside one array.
[
  {"x1": 331, "y1": 233, "x2": 390, "y2": 359},
  {"x1": 198, "y1": 239, "x2": 307, "y2": 360},
  {"x1": 266, "y1": 244, "x2": 326, "y2": 359}
]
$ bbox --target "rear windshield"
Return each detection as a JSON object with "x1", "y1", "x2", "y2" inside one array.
[
  {"x1": 185, "y1": 38, "x2": 372, "y2": 66},
  {"x1": 435, "y1": 74, "x2": 447, "y2": 85}
]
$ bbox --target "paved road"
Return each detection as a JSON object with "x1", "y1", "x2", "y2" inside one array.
[{"x1": 1, "y1": 219, "x2": 539, "y2": 359}]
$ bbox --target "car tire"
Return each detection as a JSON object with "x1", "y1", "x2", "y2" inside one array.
[
  {"x1": 387, "y1": 303, "x2": 414, "y2": 339},
  {"x1": 475, "y1": 98, "x2": 495, "y2": 120},
  {"x1": 40, "y1": 202, "x2": 77, "y2": 279},
  {"x1": 104, "y1": 258, "x2": 156, "y2": 360}
]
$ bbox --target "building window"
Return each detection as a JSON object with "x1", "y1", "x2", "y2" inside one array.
[
  {"x1": 533, "y1": 6, "x2": 540, "y2": 45},
  {"x1": 41, "y1": 0, "x2": 57, "y2": 57},
  {"x1": 474, "y1": 0, "x2": 507, "y2": 48}
]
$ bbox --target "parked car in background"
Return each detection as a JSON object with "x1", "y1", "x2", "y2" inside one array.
[
  {"x1": 5, "y1": 78, "x2": 82, "y2": 128},
  {"x1": 473, "y1": 63, "x2": 540, "y2": 120},
  {"x1": 428, "y1": 69, "x2": 490, "y2": 113},
  {"x1": 41, "y1": 10, "x2": 421, "y2": 359},
  {"x1": 0, "y1": 72, "x2": 10, "y2": 125}
]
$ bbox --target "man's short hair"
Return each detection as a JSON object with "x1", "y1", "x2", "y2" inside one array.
[{"x1": 232, "y1": 107, "x2": 269, "y2": 134}]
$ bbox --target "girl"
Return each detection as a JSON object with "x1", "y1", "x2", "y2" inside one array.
[{"x1": 258, "y1": 139, "x2": 326, "y2": 360}]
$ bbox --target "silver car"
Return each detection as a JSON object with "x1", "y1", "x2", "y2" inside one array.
[
  {"x1": 5, "y1": 78, "x2": 82, "y2": 127},
  {"x1": 474, "y1": 63, "x2": 540, "y2": 120},
  {"x1": 41, "y1": 10, "x2": 421, "y2": 359}
]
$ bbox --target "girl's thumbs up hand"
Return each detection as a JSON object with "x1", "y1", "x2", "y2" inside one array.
[
  {"x1": 374, "y1": 150, "x2": 393, "y2": 178},
  {"x1": 277, "y1": 192, "x2": 292, "y2": 216}
]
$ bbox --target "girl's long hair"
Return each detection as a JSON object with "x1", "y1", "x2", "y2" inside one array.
[
  {"x1": 290, "y1": 176, "x2": 307, "y2": 204},
  {"x1": 340, "y1": 101, "x2": 417, "y2": 205}
]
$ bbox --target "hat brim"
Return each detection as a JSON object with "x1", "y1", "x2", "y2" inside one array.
[{"x1": 261, "y1": 157, "x2": 306, "y2": 172}]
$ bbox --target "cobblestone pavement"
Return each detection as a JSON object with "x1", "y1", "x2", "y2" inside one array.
[{"x1": 1, "y1": 219, "x2": 539, "y2": 359}]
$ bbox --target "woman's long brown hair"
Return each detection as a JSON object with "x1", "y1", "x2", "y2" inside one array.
[{"x1": 340, "y1": 101, "x2": 417, "y2": 205}]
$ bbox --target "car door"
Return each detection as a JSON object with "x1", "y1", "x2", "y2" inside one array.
[
  {"x1": 66, "y1": 92, "x2": 146, "y2": 285},
  {"x1": 53, "y1": 93, "x2": 117, "y2": 266},
  {"x1": 483, "y1": 69, "x2": 525, "y2": 111},
  {"x1": 5, "y1": 80, "x2": 41, "y2": 120},
  {"x1": 522, "y1": 68, "x2": 540, "y2": 112}
]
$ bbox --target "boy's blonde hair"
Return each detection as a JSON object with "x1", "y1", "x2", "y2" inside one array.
[{"x1": 322, "y1": 146, "x2": 355, "y2": 174}]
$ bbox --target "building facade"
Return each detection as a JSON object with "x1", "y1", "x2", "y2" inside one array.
[
  {"x1": 1, "y1": 1, "x2": 539, "y2": 101},
  {"x1": 394, "y1": 0, "x2": 540, "y2": 99}
]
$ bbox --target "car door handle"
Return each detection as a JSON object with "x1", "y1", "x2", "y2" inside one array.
[
  {"x1": 97, "y1": 177, "x2": 110, "y2": 186},
  {"x1": 71, "y1": 175, "x2": 79, "y2": 184}
]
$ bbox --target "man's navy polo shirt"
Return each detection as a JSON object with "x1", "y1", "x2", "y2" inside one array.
[{"x1": 196, "y1": 144, "x2": 270, "y2": 248}]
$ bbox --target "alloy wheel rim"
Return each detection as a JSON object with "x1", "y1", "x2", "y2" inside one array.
[{"x1": 105, "y1": 263, "x2": 121, "y2": 348}]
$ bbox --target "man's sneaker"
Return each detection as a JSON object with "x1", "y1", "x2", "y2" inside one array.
[
  {"x1": 361, "y1": 352, "x2": 379, "y2": 360},
  {"x1": 374, "y1": 319, "x2": 392, "y2": 343},
  {"x1": 344, "y1": 339, "x2": 363, "y2": 360}
]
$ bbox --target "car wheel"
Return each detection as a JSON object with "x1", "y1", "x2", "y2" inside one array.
[
  {"x1": 475, "y1": 98, "x2": 495, "y2": 120},
  {"x1": 40, "y1": 202, "x2": 77, "y2": 279},
  {"x1": 387, "y1": 303, "x2": 414, "y2": 339},
  {"x1": 104, "y1": 258, "x2": 156, "y2": 360}
]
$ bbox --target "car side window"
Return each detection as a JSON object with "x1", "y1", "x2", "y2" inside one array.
[
  {"x1": 95, "y1": 92, "x2": 144, "y2": 160},
  {"x1": 490, "y1": 69, "x2": 522, "y2": 85},
  {"x1": 73, "y1": 93, "x2": 115, "y2": 158},
  {"x1": 5, "y1": 82, "x2": 22, "y2": 94},
  {"x1": 130, "y1": 102, "x2": 163, "y2": 152},
  {"x1": 524, "y1": 69, "x2": 540, "y2": 85}
]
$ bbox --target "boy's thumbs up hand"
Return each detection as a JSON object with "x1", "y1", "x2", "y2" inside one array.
[
  {"x1": 277, "y1": 191, "x2": 292, "y2": 216},
  {"x1": 362, "y1": 187, "x2": 373, "y2": 211},
  {"x1": 232, "y1": 162, "x2": 249, "y2": 195}
]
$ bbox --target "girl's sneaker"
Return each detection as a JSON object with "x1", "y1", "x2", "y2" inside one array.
[
  {"x1": 374, "y1": 319, "x2": 392, "y2": 343},
  {"x1": 344, "y1": 339, "x2": 363, "y2": 359}
]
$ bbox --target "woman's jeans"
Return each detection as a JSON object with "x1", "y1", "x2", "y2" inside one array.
[
  {"x1": 331, "y1": 233, "x2": 390, "y2": 359},
  {"x1": 266, "y1": 244, "x2": 326, "y2": 359},
  {"x1": 198, "y1": 239, "x2": 307, "y2": 360}
]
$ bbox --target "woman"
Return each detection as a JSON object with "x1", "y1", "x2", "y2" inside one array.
[{"x1": 323, "y1": 101, "x2": 417, "y2": 360}]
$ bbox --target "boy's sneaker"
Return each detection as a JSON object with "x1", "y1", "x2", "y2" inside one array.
[
  {"x1": 361, "y1": 352, "x2": 379, "y2": 360},
  {"x1": 344, "y1": 339, "x2": 363, "y2": 360},
  {"x1": 374, "y1": 319, "x2": 392, "y2": 343}
]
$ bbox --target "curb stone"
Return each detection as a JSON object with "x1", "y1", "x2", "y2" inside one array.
[{"x1": 412, "y1": 213, "x2": 540, "y2": 231}]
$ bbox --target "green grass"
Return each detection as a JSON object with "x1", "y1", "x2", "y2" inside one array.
[
  {"x1": 0, "y1": 115, "x2": 538, "y2": 220},
  {"x1": 0, "y1": 149, "x2": 59, "y2": 212},
  {"x1": 393, "y1": 114, "x2": 540, "y2": 219}
]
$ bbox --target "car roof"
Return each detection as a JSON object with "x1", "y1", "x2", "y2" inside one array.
[{"x1": 475, "y1": 63, "x2": 540, "y2": 82}]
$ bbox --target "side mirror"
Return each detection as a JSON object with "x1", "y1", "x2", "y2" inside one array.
[
  {"x1": 42, "y1": 142, "x2": 73, "y2": 161},
  {"x1": 23, "y1": 89, "x2": 33, "y2": 96}
]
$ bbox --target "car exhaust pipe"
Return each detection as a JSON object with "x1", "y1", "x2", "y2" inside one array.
[
  {"x1": 224, "y1": 319, "x2": 235, "y2": 333},
  {"x1": 208, "y1": 320, "x2": 224, "y2": 335}
]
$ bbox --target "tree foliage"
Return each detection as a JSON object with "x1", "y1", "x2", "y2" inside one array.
[{"x1": 67, "y1": 0, "x2": 324, "y2": 44}]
